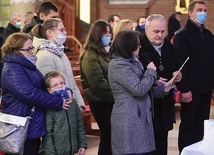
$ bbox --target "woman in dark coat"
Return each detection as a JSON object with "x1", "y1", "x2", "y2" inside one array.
[
  {"x1": 1, "y1": 32, "x2": 70, "y2": 155},
  {"x1": 80, "y1": 20, "x2": 114, "y2": 155}
]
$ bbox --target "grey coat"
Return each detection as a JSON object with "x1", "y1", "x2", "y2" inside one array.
[{"x1": 108, "y1": 56, "x2": 167, "y2": 154}]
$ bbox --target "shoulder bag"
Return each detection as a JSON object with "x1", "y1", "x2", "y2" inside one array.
[{"x1": 0, "y1": 91, "x2": 34, "y2": 155}]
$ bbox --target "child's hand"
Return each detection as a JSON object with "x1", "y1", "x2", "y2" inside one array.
[
  {"x1": 66, "y1": 89, "x2": 73, "y2": 104},
  {"x1": 79, "y1": 106, "x2": 85, "y2": 113},
  {"x1": 62, "y1": 98, "x2": 71, "y2": 110},
  {"x1": 78, "y1": 148, "x2": 85, "y2": 155}
]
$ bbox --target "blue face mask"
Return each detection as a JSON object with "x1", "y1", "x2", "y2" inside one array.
[
  {"x1": 102, "y1": 36, "x2": 111, "y2": 47},
  {"x1": 196, "y1": 12, "x2": 207, "y2": 24},
  {"x1": 53, "y1": 87, "x2": 70, "y2": 99},
  {"x1": 140, "y1": 24, "x2": 145, "y2": 30},
  {"x1": 15, "y1": 22, "x2": 22, "y2": 29}
]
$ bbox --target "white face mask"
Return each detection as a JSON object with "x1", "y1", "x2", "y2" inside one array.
[{"x1": 53, "y1": 34, "x2": 67, "y2": 45}]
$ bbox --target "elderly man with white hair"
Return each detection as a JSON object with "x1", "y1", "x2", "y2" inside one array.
[
  {"x1": 139, "y1": 14, "x2": 182, "y2": 155},
  {"x1": 2, "y1": 12, "x2": 21, "y2": 40}
]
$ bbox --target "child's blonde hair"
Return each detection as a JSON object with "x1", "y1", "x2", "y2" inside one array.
[{"x1": 44, "y1": 71, "x2": 65, "y2": 88}]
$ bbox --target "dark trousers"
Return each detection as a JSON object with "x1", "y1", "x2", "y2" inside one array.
[
  {"x1": 5, "y1": 138, "x2": 40, "y2": 155},
  {"x1": 178, "y1": 92, "x2": 211, "y2": 153},
  {"x1": 145, "y1": 131, "x2": 168, "y2": 155},
  {"x1": 89, "y1": 101, "x2": 113, "y2": 155}
]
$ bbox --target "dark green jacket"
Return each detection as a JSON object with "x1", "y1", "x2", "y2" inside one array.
[
  {"x1": 80, "y1": 43, "x2": 114, "y2": 104},
  {"x1": 42, "y1": 99, "x2": 87, "y2": 155}
]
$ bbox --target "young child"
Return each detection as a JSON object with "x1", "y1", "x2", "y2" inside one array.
[{"x1": 43, "y1": 71, "x2": 87, "y2": 155}]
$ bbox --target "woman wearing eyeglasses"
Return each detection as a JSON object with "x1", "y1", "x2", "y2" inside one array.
[
  {"x1": 1, "y1": 32, "x2": 70, "y2": 155},
  {"x1": 32, "y1": 18, "x2": 85, "y2": 113}
]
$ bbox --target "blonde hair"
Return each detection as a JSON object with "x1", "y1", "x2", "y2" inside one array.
[
  {"x1": 113, "y1": 19, "x2": 132, "y2": 42},
  {"x1": 44, "y1": 71, "x2": 65, "y2": 88},
  {"x1": 32, "y1": 18, "x2": 62, "y2": 39}
]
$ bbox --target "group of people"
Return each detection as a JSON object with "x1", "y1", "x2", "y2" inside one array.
[
  {"x1": 80, "y1": 14, "x2": 181, "y2": 155},
  {"x1": 0, "y1": 0, "x2": 214, "y2": 155},
  {"x1": 80, "y1": 0, "x2": 214, "y2": 155},
  {"x1": 0, "y1": 1, "x2": 87, "y2": 155}
]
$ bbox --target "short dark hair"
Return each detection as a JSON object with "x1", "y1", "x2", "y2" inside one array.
[
  {"x1": 108, "y1": 14, "x2": 121, "y2": 23},
  {"x1": 188, "y1": 0, "x2": 205, "y2": 12},
  {"x1": 175, "y1": 12, "x2": 182, "y2": 15},
  {"x1": 136, "y1": 16, "x2": 147, "y2": 24},
  {"x1": 110, "y1": 30, "x2": 140, "y2": 59},
  {"x1": 37, "y1": 1, "x2": 58, "y2": 17}
]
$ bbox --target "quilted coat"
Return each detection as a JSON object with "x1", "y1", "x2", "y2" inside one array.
[
  {"x1": 1, "y1": 54, "x2": 63, "y2": 139},
  {"x1": 80, "y1": 42, "x2": 114, "y2": 104},
  {"x1": 43, "y1": 99, "x2": 87, "y2": 155},
  {"x1": 108, "y1": 55, "x2": 167, "y2": 154},
  {"x1": 33, "y1": 37, "x2": 85, "y2": 108}
]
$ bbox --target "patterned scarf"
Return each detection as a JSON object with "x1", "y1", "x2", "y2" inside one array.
[{"x1": 39, "y1": 43, "x2": 65, "y2": 57}]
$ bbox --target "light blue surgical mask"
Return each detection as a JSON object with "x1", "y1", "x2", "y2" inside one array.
[
  {"x1": 25, "y1": 56, "x2": 37, "y2": 65},
  {"x1": 140, "y1": 24, "x2": 145, "y2": 30},
  {"x1": 54, "y1": 34, "x2": 67, "y2": 45},
  {"x1": 102, "y1": 36, "x2": 111, "y2": 47},
  {"x1": 15, "y1": 21, "x2": 22, "y2": 29},
  {"x1": 196, "y1": 12, "x2": 207, "y2": 24}
]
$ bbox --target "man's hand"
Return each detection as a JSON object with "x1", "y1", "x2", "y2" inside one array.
[
  {"x1": 181, "y1": 91, "x2": 192, "y2": 103},
  {"x1": 172, "y1": 71, "x2": 182, "y2": 82}
]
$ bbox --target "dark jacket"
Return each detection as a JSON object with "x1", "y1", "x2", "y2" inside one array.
[
  {"x1": 139, "y1": 34, "x2": 181, "y2": 131},
  {"x1": 43, "y1": 99, "x2": 87, "y2": 155},
  {"x1": 2, "y1": 23, "x2": 20, "y2": 40},
  {"x1": 80, "y1": 42, "x2": 114, "y2": 104},
  {"x1": 173, "y1": 19, "x2": 214, "y2": 94},
  {"x1": 23, "y1": 15, "x2": 41, "y2": 34},
  {"x1": 1, "y1": 54, "x2": 63, "y2": 139},
  {"x1": 135, "y1": 25, "x2": 145, "y2": 34},
  {"x1": 166, "y1": 14, "x2": 181, "y2": 41}
]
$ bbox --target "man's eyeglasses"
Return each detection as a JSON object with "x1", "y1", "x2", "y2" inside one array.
[
  {"x1": 50, "y1": 82, "x2": 65, "y2": 89},
  {"x1": 19, "y1": 46, "x2": 35, "y2": 52}
]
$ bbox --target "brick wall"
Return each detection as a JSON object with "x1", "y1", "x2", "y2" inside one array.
[{"x1": 90, "y1": 0, "x2": 214, "y2": 34}]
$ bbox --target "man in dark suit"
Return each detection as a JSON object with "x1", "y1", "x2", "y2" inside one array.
[
  {"x1": 166, "y1": 12, "x2": 182, "y2": 41},
  {"x1": 135, "y1": 16, "x2": 147, "y2": 34},
  {"x1": 173, "y1": 0, "x2": 214, "y2": 153},
  {"x1": 2, "y1": 13, "x2": 21, "y2": 40},
  {"x1": 139, "y1": 14, "x2": 182, "y2": 155}
]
